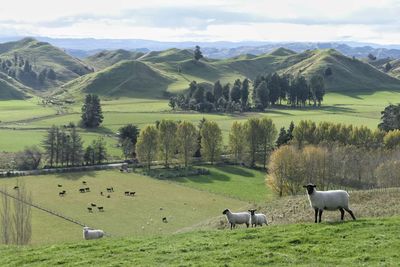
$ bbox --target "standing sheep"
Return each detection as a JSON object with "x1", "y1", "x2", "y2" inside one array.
[
  {"x1": 222, "y1": 209, "x2": 250, "y2": 230},
  {"x1": 82, "y1": 227, "x2": 104, "y2": 240},
  {"x1": 303, "y1": 183, "x2": 356, "y2": 223},
  {"x1": 248, "y1": 209, "x2": 268, "y2": 227}
]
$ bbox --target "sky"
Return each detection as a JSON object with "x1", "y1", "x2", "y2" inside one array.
[{"x1": 0, "y1": 0, "x2": 399, "y2": 44}]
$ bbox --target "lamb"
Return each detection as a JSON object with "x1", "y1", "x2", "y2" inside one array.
[
  {"x1": 303, "y1": 183, "x2": 356, "y2": 223},
  {"x1": 83, "y1": 227, "x2": 104, "y2": 240},
  {"x1": 248, "y1": 209, "x2": 268, "y2": 227},
  {"x1": 222, "y1": 209, "x2": 250, "y2": 230}
]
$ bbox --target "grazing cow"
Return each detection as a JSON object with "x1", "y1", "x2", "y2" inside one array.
[
  {"x1": 100, "y1": 191, "x2": 103, "y2": 196},
  {"x1": 107, "y1": 195, "x2": 111, "y2": 198},
  {"x1": 59, "y1": 191, "x2": 65, "y2": 197},
  {"x1": 85, "y1": 187, "x2": 90, "y2": 192},
  {"x1": 162, "y1": 217, "x2": 168, "y2": 223},
  {"x1": 87, "y1": 207, "x2": 93, "y2": 213},
  {"x1": 129, "y1": 192, "x2": 136, "y2": 197},
  {"x1": 124, "y1": 191, "x2": 130, "y2": 196},
  {"x1": 106, "y1": 188, "x2": 112, "y2": 193},
  {"x1": 58, "y1": 184, "x2": 62, "y2": 187},
  {"x1": 13, "y1": 186, "x2": 19, "y2": 190},
  {"x1": 98, "y1": 206, "x2": 104, "y2": 212},
  {"x1": 82, "y1": 181, "x2": 87, "y2": 185},
  {"x1": 79, "y1": 188, "x2": 85, "y2": 193},
  {"x1": 90, "y1": 203, "x2": 96, "y2": 207}
]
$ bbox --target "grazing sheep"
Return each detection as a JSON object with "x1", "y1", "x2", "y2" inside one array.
[
  {"x1": 248, "y1": 209, "x2": 268, "y2": 227},
  {"x1": 59, "y1": 191, "x2": 65, "y2": 197},
  {"x1": 303, "y1": 183, "x2": 356, "y2": 223},
  {"x1": 100, "y1": 191, "x2": 103, "y2": 196},
  {"x1": 79, "y1": 188, "x2": 85, "y2": 193},
  {"x1": 87, "y1": 207, "x2": 93, "y2": 213},
  {"x1": 124, "y1": 191, "x2": 130, "y2": 196},
  {"x1": 57, "y1": 184, "x2": 62, "y2": 187},
  {"x1": 83, "y1": 227, "x2": 104, "y2": 240},
  {"x1": 106, "y1": 195, "x2": 110, "y2": 198},
  {"x1": 222, "y1": 209, "x2": 250, "y2": 230},
  {"x1": 82, "y1": 181, "x2": 87, "y2": 185},
  {"x1": 90, "y1": 203, "x2": 96, "y2": 207},
  {"x1": 129, "y1": 192, "x2": 136, "y2": 196},
  {"x1": 106, "y1": 188, "x2": 112, "y2": 193},
  {"x1": 98, "y1": 206, "x2": 104, "y2": 212},
  {"x1": 13, "y1": 186, "x2": 19, "y2": 190},
  {"x1": 162, "y1": 217, "x2": 168, "y2": 223},
  {"x1": 85, "y1": 187, "x2": 90, "y2": 192}
]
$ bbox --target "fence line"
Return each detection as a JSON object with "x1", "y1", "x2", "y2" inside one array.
[{"x1": 0, "y1": 189, "x2": 111, "y2": 237}]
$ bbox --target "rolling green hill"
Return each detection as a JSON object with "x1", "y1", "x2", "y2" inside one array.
[
  {"x1": 0, "y1": 72, "x2": 33, "y2": 100},
  {"x1": 53, "y1": 46, "x2": 400, "y2": 99},
  {"x1": 56, "y1": 60, "x2": 173, "y2": 98},
  {"x1": 1, "y1": 217, "x2": 399, "y2": 266},
  {"x1": 85, "y1": 49, "x2": 145, "y2": 70},
  {"x1": 0, "y1": 38, "x2": 93, "y2": 91},
  {"x1": 368, "y1": 58, "x2": 400, "y2": 79}
]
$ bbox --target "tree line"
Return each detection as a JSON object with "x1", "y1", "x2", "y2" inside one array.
[{"x1": 169, "y1": 73, "x2": 326, "y2": 113}]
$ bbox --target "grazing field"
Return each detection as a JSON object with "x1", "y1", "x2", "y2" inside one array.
[
  {"x1": 0, "y1": 169, "x2": 247, "y2": 244},
  {"x1": 170, "y1": 165, "x2": 272, "y2": 203},
  {"x1": 0, "y1": 91, "x2": 399, "y2": 156},
  {"x1": 1, "y1": 216, "x2": 399, "y2": 266}
]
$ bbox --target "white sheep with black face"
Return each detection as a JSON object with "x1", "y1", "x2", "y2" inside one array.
[
  {"x1": 303, "y1": 183, "x2": 356, "y2": 223},
  {"x1": 83, "y1": 227, "x2": 104, "y2": 240},
  {"x1": 222, "y1": 209, "x2": 250, "y2": 230},
  {"x1": 248, "y1": 209, "x2": 268, "y2": 227}
]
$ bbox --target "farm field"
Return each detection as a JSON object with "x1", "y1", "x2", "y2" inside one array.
[
  {"x1": 1, "y1": 216, "x2": 399, "y2": 266},
  {"x1": 0, "y1": 167, "x2": 249, "y2": 244},
  {"x1": 1, "y1": 91, "x2": 399, "y2": 156}
]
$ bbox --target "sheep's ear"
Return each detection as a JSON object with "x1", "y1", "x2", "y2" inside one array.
[
  {"x1": 313, "y1": 184, "x2": 317, "y2": 188},
  {"x1": 302, "y1": 185, "x2": 307, "y2": 188}
]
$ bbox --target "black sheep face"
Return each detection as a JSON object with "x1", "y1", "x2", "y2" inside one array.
[
  {"x1": 303, "y1": 183, "x2": 316, "y2": 195},
  {"x1": 222, "y1": 209, "x2": 229, "y2": 215},
  {"x1": 248, "y1": 209, "x2": 257, "y2": 215}
]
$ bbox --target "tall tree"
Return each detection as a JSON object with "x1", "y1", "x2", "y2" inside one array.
[
  {"x1": 194, "y1": 45, "x2": 203, "y2": 61},
  {"x1": 69, "y1": 126, "x2": 84, "y2": 166},
  {"x1": 244, "y1": 118, "x2": 261, "y2": 167},
  {"x1": 259, "y1": 117, "x2": 277, "y2": 169},
  {"x1": 42, "y1": 125, "x2": 57, "y2": 167},
  {"x1": 121, "y1": 138, "x2": 134, "y2": 160},
  {"x1": 93, "y1": 137, "x2": 107, "y2": 164},
  {"x1": 222, "y1": 83, "x2": 230, "y2": 101},
  {"x1": 81, "y1": 94, "x2": 104, "y2": 128},
  {"x1": 230, "y1": 79, "x2": 241, "y2": 103},
  {"x1": 137, "y1": 125, "x2": 159, "y2": 170},
  {"x1": 241, "y1": 78, "x2": 250, "y2": 110},
  {"x1": 118, "y1": 124, "x2": 139, "y2": 152},
  {"x1": 378, "y1": 104, "x2": 400, "y2": 132},
  {"x1": 255, "y1": 81, "x2": 269, "y2": 109},
  {"x1": 176, "y1": 121, "x2": 198, "y2": 168},
  {"x1": 158, "y1": 120, "x2": 177, "y2": 168},
  {"x1": 229, "y1": 121, "x2": 246, "y2": 164},
  {"x1": 268, "y1": 73, "x2": 281, "y2": 105},
  {"x1": 310, "y1": 75, "x2": 325, "y2": 107},
  {"x1": 201, "y1": 121, "x2": 222, "y2": 164},
  {"x1": 213, "y1": 80, "x2": 223, "y2": 103}
]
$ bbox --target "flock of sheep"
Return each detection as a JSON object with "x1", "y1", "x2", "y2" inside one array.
[
  {"x1": 222, "y1": 184, "x2": 356, "y2": 230},
  {"x1": 79, "y1": 182, "x2": 356, "y2": 240}
]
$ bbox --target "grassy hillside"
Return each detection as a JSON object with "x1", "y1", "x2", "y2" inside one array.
[
  {"x1": 0, "y1": 38, "x2": 92, "y2": 91},
  {"x1": 56, "y1": 60, "x2": 173, "y2": 99},
  {"x1": 1, "y1": 216, "x2": 399, "y2": 266},
  {"x1": 0, "y1": 72, "x2": 33, "y2": 100},
  {"x1": 85, "y1": 49, "x2": 144, "y2": 70}
]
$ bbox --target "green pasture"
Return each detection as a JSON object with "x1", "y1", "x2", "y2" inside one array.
[{"x1": 0, "y1": 169, "x2": 247, "y2": 244}]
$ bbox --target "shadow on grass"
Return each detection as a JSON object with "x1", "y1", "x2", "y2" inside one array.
[
  {"x1": 174, "y1": 171, "x2": 231, "y2": 184},
  {"x1": 55, "y1": 171, "x2": 97, "y2": 180},
  {"x1": 215, "y1": 165, "x2": 255, "y2": 178}
]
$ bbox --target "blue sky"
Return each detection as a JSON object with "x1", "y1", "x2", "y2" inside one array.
[{"x1": 0, "y1": 0, "x2": 399, "y2": 44}]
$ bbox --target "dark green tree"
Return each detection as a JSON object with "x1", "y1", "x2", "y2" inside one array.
[
  {"x1": 268, "y1": 73, "x2": 281, "y2": 105},
  {"x1": 379, "y1": 104, "x2": 400, "y2": 132},
  {"x1": 241, "y1": 78, "x2": 250, "y2": 109},
  {"x1": 255, "y1": 81, "x2": 269, "y2": 109},
  {"x1": 222, "y1": 83, "x2": 230, "y2": 101},
  {"x1": 230, "y1": 79, "x2": 241, "y2": 103},
  {"x1": 81, "y1": 94, "x2": 104, "y2": 128},
  {"x1": 194, "y1": 46, "x2": 203, "y2": 61},
  {"x1": 213, "y1": 80, "x2": 223, "y2": 103}
]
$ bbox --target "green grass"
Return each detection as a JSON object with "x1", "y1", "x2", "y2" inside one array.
[
  {"x1": 170, "y1": 165, "x2": 271, "y2": 203},
  {"x1": 1, "y1": 216, "x2": 399, "y2": 266},
  {"x1": 1, "y1": 91, "x2": 398, "y2": 156},
  {"x1": 0, "y1": 170, "x2": 247, "y2": 244}
]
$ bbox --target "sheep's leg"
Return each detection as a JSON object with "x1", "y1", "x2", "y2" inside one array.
[
  {"x1": 318, "y1": 209, "x2": 323, "y2": 223},
  {"x1": 344, "y1": 208, "x2": 356, "y2": 220},
  {"x1": 339, "y1": 208, "x2": 345, "y2": 221},
  {"x1": 230, "y1": 223, "x2": 233, "y2": 230},
  {"x1": 314, "y1": 208, "x2": 318, "y2": 223},
  {"x1": 246, "y1": 223, "x2": 249, "y2": 228}
]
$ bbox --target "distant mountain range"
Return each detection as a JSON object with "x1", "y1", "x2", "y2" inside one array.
[
  {"x1": 1, "y1": 36, "x2": 400, "y2": 60},
  {"x1": 1, "y1": 38, "x2": 400, "y2": 101}
]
